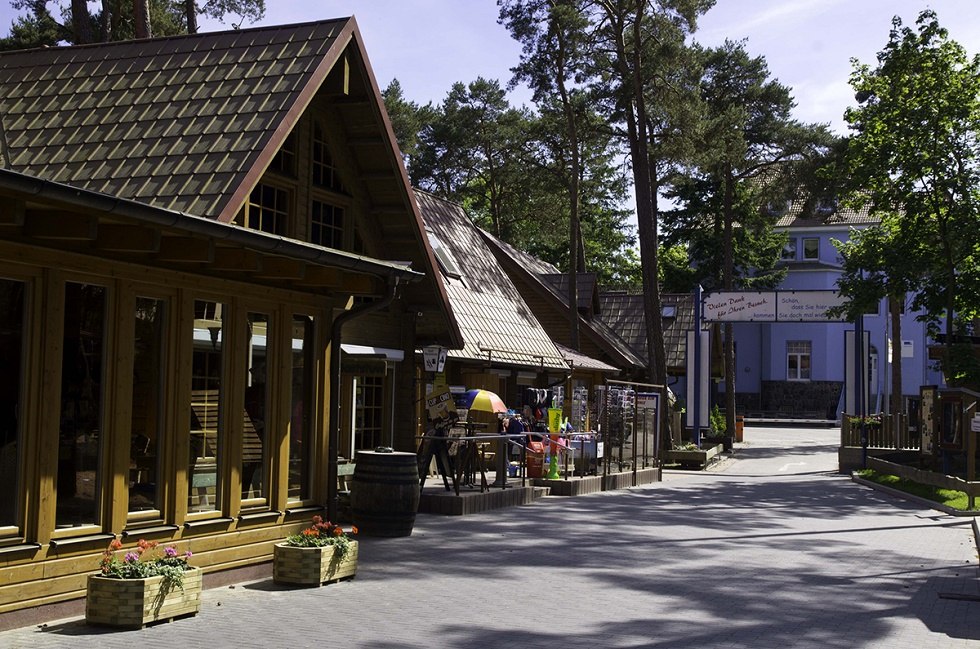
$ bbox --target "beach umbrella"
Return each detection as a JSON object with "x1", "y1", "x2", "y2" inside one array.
[{"x1": 460, "y1": 389, "x2": 508, "y2": 414}]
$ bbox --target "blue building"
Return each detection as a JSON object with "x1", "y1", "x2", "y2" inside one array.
[{"x1": 728, "y1": 201, "x2": 946, "y2": 422}]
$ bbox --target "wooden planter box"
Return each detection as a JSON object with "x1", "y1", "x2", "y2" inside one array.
[
  {"x1": 86, "y1": 566, "x2": 201, "y2": 628},
  {"x1": 663, "y1": 443, "x2": 723, "y2": 468},
  {"x1": 273, "y1": 540, "x2": 358, "y2": 586}
]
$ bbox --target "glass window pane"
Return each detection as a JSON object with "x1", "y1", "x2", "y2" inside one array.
[
  {"x1": 803, "y1": 238, "x2": 819, "y2": 259},
  {"x1": 288, "y1": 315, "x2": 314, "y2": 502},
  {"x1": 130, "y1": 297, "x2": 166, "y2": 514},
  {"x1": 189, "y1": 300, "x2": 224, "y2": 513},
  {"x1": 57, "y1": 282, "x2": 107, "y2": 528},
  {"x1": 0, "y1": 279, "x2": 25, "y2": 528},
  {"x1": 243, "y1": 313, "x2": 269, "y2": 502}
]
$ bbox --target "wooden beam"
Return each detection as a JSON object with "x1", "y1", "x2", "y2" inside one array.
[
  {"x1": 359, "y1": 171, "x2": 396, "y2": 181},
  {"x1": 157, "y1": 236, "x2": 213, "y2": 263},
  {"x1": 294, "y1": 266, "x2": 345, "y2": 289},
  {"x1": 211, "y1": 248, "x2": 262, "y2": 272},
  {"x1": 346, "y1": 135, "x2": 385, "y2": 147},
  {"x1": 23, "y1": 211, "x2": 97, "y2": 240},
  {"x1": 0, "y1": 199, "x2": 25, "y2": 227},
  {"x1": 323, "y1": 53, "x2": 349, "y2": 96},
  {"x1": 96, "y1": 224, "x2": 161, "y2": 253},
  {"x1": 253, "y1": 257, "x2": 305, "y2": 280},
  {"x1": 370, "y1": 204, "x2": 408, "y2": 216}
]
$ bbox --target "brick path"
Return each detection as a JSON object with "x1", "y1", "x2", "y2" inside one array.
[{"x1": 3, "y1": 426, "x2": 978, "y2": 648}]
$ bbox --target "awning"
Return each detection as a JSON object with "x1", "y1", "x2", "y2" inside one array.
[{"x1": 340, "y1": 344, "x2": 404, "y2": 362}]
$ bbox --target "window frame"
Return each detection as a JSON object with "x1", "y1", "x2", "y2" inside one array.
[
  {"x1": 802, "y1": 237, "x2": 819, "y2": 260},
  {"x1": 786, "y1": 340, "x2": 812, "y2": 381}
]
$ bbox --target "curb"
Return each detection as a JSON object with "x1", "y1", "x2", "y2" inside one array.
[{"x1": 851, "y1": 473, "x2": 979, "y2": 517}]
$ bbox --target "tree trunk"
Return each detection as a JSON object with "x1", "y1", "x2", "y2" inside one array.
[
  {"x1": 134, "y1": 0, "x2": 152, "y2": 39},
  {"x1": 186, "y1": 0, "x2": 198, "y2": 34},
  {"x1": 72, "y1": 0, "x2": 93, "y2": 44}
]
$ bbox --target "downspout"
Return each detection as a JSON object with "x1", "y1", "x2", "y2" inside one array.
[{"x1": 327, "y1": 273, "x2": 401, "y2": 522}]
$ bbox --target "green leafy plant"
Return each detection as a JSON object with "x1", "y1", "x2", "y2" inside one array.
[
  {"x1": 284, "y1": 515, "x2": 357, "y2": 560},
  {"x1": 99, "y1": 539, "x2": 193, "y2": 590},
  {"x1": 848, "y1": 413, "x2": 882, "y2": 427},
  {"x1": 706, "y1": 405, "x2": 727, "y2": 438}
]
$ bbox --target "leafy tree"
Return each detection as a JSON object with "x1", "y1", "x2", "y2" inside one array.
[
  {"x1": 382, "y1": 79, "x2": 436, "y2": 166},
  {"x1": 0, "y1": 0, "x2": 265, "y2": 48},
  {"x1": 666, "y1": 40, "x2": 834, "y2": 432},
  {"x1": 582, "y1": 0, "x2": 712, "y2": 390},
  {"x1": 840, "y1": 10, "x2": 980, "y2": 388},
  {"x1": 502, "y1": 0, "x2": 636, "y2": 348}
]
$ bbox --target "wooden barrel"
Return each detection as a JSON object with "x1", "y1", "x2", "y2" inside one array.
[{"x1": 351, "y1": 450, "x2": 420, "y2": 537}]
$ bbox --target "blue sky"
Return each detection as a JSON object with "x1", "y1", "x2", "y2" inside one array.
[{"x1": 2, "y1": 1, "x2": 978, "y2": 134}]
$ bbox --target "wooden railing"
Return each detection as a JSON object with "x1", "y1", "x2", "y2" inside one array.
[{"x1": 840, "y1": 413, "x2": 919, "y2": 450}]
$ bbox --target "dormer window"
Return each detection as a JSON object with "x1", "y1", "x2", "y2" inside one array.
[
  {"x1": 662, "y1": 305, "x2": 677, "y2": 318},
  {"x1": 426, "y1": 230, "x2": 463, "y2": 280}
]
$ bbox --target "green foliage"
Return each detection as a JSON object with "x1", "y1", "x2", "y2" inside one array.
[
  {"x1": 99, "y1": 539, "x2": 193, "y2": 590},
  {"x1": 839, "y1": 10, "x2": 980, "y2": 381},
  {"x1": 856, "y1": 469, "x2": 974, "y2": 511},
  {"x1": 284, "y1": 516, "x2": 357, "y2": 560},
  {"x1": 707, "y1": 404, "x2": 726, "y2": 437},
  {"x1": 0, "y1": 0, "x2": 265, "y2": 48}
]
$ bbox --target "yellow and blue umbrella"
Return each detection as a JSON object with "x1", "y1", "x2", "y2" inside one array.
[{"x1": 459, "y1": 389, "x2": 508, "y2": 414}]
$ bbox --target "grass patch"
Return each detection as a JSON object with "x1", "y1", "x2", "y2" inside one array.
[{"x1": 856, "y1": 468, "x2": 975, "y2": 511}]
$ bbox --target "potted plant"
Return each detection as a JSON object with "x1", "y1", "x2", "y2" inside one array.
[
  {"x1": 273, "y1": 515, "x2": 358, "y2": 586},
  {"x1": 706, "y1": 405, "x2": 732, "y2": 451},
  {"x1": 86, "y1": 539, "x2": 199, "y2": 628}
]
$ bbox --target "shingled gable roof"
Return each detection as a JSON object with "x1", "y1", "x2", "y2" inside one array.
[
  {"x1": 0, "y1": 18, "x2": 463, "y2": 348},
  {"x1": 414, "y1": 190, "x2": 568, "y2": 371},
  {"x1": 597, "y1": 291, "x2": 696, "y2": 374},
  {"x1": 478, "y1": 230, "x2": 646, "y2": 372},
  {"x1": 0, "y1": 19, "x2": 353, "y2": 219}
]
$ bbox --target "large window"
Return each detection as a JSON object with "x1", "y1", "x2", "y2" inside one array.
[
  {"x1": 311, "y1": 200, "x2": 345, "y2": 249},
  {"x1": 245, "y1": 184, "x2": 289, "y2": 235},
  {"x1": 242, "y1": 312, "x2": 270, "y2": 504},
  {"x1": 288, "y1": 315, "x2": 315, "y2": 502},
  {"x1": 189, "y1": 300, "x2": 224, "y2": 513},
  {"x1": 57, "y1": 282, "x2": 107, "y2": 528},
  {"x1": 312, "y1": 122, "x2": 346, "y2": 192},
  {"x1": 0, "y1": 278, "x2": 25, "y2": 529},
  {"x1": 129, "y1": 297, "x2": 167, "y2": 515},
  {"x1": 353, "y1": 375, "x2": 384, "y2": 451},
  {"x1": 787, "y1": 341, "x2": 811, "y2": 381}
]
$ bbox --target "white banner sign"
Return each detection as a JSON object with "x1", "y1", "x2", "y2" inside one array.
[{"x1": 703, "y1": 290, "x2": 847, "y2": 323}]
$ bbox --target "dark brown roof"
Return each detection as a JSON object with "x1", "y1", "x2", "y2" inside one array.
[
  {"x1": 598, "y1": 292, "x2": 694, "y2": 373},
  {"x1": 541, "y1": 273, "x2": 599, "y2": 314},
  {"x1": 415, "y1": 190, "x2": 567, "y2": 371},
  {"x1": 479, "y1": 230, "x2": 646, "y2": 373},
  {"x1": 0, "y1": 19, "x2": 351, "y2": 221}
]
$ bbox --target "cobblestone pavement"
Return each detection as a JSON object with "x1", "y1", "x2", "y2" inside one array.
[{"x1": 3, "y1": 426, "x2": 978, "y2": 648}]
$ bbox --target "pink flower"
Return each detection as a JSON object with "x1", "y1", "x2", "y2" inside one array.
[
  {"x1": 164, "y1": 546, "x2": 178, "y2": 558},
  {"x1": 124, "y1": 552, "x2": 139, "y2": 563}
]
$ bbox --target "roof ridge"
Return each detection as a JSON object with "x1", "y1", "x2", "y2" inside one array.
[{"x1": 0, "y1": 16, "x2": 353, "y2": 58}]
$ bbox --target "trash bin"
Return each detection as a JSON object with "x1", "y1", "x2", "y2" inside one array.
[
  {"x1": 526, "y1": 441, "x2": 544, "y2": 478},
  {"x1": 735, "y1": 415, "x2": 744, "y2": 442}
]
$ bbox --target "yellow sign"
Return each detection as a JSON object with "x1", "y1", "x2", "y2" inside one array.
[
  {"x1": 548, "y1": 408, "x2": 563, "y2": 433},
  {"x1": 426, "y1": 386, "x2": 455, "y2": 422}
]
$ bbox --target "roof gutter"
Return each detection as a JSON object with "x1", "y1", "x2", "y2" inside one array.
[{"x1": 0, "y1": 168, "x2": 422, "y2": 282}]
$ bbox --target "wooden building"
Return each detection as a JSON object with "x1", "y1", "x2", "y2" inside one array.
[{"x1": 0, "y1": 18, "x2": 460, "y2": 616}]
